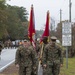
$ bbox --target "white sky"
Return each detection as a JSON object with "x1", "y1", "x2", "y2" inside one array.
[{"x1": 6, "y1": 0, "x2": 75, "y2": 30}]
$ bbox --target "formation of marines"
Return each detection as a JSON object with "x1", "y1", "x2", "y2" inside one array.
[{"x1": 15, "y1": 36, "x2": 63, "y2": 75}]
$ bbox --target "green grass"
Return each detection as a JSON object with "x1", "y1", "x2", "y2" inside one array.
[{"x1": 60, "y1": 57, "x2": 75, "y2": 75}]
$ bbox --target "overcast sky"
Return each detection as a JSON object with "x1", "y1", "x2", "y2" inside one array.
[{"x1": 6, "y1": 0, "x2": 75, "y2": 30}]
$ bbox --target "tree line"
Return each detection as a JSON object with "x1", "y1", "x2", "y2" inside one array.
[
  {"x1": 0, "y1": 0, "x2": 75, "y2": 57},
  {"x1": 0, "y1": 0, "x2": 29, "y2": 41}
]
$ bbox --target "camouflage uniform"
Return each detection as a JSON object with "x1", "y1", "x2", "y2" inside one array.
[
  {"x1": 42, "y1": 36, "x2": 48, "y2": 75},
  {"x1": 0, "y1": 42, "x2": 3, "y2": 59},
  {"x1": 38, "y1": 37, "x2": 48, "y2": 75},
  {"x1": 40, "y1": 36, "x2": 48, "y2": 62},
  {"x1": 15, "y1": 45, "x2": 36, "y2": 75},
  {"x1": 0, "y1": 45, "x2": 2, "y2": 54},
  {"x1": 42, "y1": 36, "x2": 63, "y2": 75},
  {"x1": 36, "y1": 41, "x2": 40, "y2": 55}
]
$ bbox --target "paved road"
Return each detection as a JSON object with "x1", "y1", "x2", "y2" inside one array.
[
  {"x1": 38, "y1": 62, "x2": 43, "y2": 75},
  {"x1": 0, "y1": 48, "x2": 17, "y2": 72},
  {"x1": 0, "y1": 48, "x2": 43, "y2": 75}
]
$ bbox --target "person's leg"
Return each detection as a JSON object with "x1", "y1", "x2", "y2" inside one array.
[
  {"x1": 53, "y1": 64, "x2": 60, "y2": 75},
  {"x1": 43, "y1": 65, "x2": 53, "y2": 75},
  {"x1": 19, "y1": 66, "x2": 26, "y2": 75},
  {"x1": 26, "y1": 66, "x2": 32, "y2": 75}
]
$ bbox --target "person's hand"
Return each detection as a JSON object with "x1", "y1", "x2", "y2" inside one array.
[
  {"x1": 43, "y1": 64, "x2": 47, "y2": 68},
  {"x1": 15, "y1": 64, "x2": 19, "y2": 68},
  {"x1": 60, "y1": 64, "x2": 63, "y2": 67}
]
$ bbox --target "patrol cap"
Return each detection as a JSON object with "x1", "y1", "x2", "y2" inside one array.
[
  {"x1": 24, "y1": 39, "x2": 27, "y2": 42},
  {"x1": 24, "y1": 37, "x2": 30, "y2": 42},
  {"x1": 51, "y1": 36, "x2": 57, "y2": 41}
]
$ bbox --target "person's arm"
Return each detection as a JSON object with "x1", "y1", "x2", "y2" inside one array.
[
  {"x1": 31, "y1": 46, "x2": 37, "y2": 65},
  {"x1": 15, "y1": 47, "x2": 21, "y2": 67},
  {"x1": 42, "y1": 46, "x2": 48, "y2": 68}
]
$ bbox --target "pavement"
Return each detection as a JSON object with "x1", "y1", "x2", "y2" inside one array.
[
  {"x1": 0, "y1": 48, "x2": 17, "y2": 72},
  {"x1": 0, "y1": 48, "x2": 43, "y2": 75}
]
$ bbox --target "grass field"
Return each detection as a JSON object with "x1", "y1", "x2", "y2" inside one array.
[
  {"x1": 60, "y1": 57, "x2": 75, "y2": 75},
  {"x1": 0, "y1": 57, "x2": 75, "y2": 75}
]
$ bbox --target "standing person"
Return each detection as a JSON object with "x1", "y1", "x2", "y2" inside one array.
[
  {"x1": 28, "y1": 38, "x2": 38, "y2": 75},
  {"x1": 38, "y1": 36, "x2": 48, "y2": 75},
  {"x1": 34, "y1": 38, "x2": 41, "y2": 75},
  {"x1": 40, "y1": 36, "x2": 48, "y2": 64},
  {"x1": 0, "y1": 41, "x2": 3, "y2": 60},
  {"x1": 42, "y1": 36, "x2": 63, "y2": 75},
  {"x1": 15, "y1": 37, "x2": 36, "y2": 75},
  {"x1": 35, "y1": 38, "x2": 40, "y2": 55}
]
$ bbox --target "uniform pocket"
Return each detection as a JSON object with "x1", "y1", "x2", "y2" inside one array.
[
  {"x1": 54, "y1": 60, "x2": 60, "y2": 65},
  {"x1": 47, "y1": 61, "x2": 53, "y2": 67}
]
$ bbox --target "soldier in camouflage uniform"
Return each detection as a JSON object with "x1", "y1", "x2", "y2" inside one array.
[
  {"x1": 15, "y1": 38, "x2": 37, "y2": 75},
  {"x1": 42, "y1": 36, "x2": 63, "y2": 75},
  {"x1": 35, "y1": 38, "x2": 40, "y2": 55},
  {"x1": 38, "y1": 36, "x2": 48, "y2": 75},
  {"x1": 0, "y1": 42, "x2": 3, "y2": 60},
  {"x1": 41, "y1": 37, "x2": 48, "y2": 75},
  {"x1": 28, "y1": 39, "x2": 38, "y2": 75},
  {"x1": 40, "y1": 36, "x2": 48, "y2": 63}
]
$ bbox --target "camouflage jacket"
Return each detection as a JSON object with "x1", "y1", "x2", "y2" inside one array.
[
  {"x1": 42, "y1": 43, "x2": 63, "y2": 65},
  {"x1": 0, "y1": 44, "x2": 3, "y2": 52},
  {"x1": 35, "y1": 42, "x2": 40, "y2": 54},
  {"x1": 40, "y1": 43, "x2": 48, "y2": 57},
  {"x1": 15, "y1": 45, "x2": 37, "y2": 67}
]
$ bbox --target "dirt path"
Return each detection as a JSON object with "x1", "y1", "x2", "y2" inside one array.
[{"x1": 0, "y1": 63, "x2": 18, "y2": 75}]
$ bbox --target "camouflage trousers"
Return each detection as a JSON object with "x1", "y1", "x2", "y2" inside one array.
[
  {"x1": 43, "y1": 63, "x2": 60, "y2": 75},
  {"x1": 19, "y1": 66, "x2": 32, "y2": 75},
  {"x1": 31, "y1": 66, "x2": 38, "y2": 75}
]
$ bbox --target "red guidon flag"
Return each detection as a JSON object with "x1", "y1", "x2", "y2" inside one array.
[
  {"x1": 28, "y1": 5, "x2": 36, "y2": 47},
  {"x1": 40, "y1": 10, "x2": 50, "y2": 43}
]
